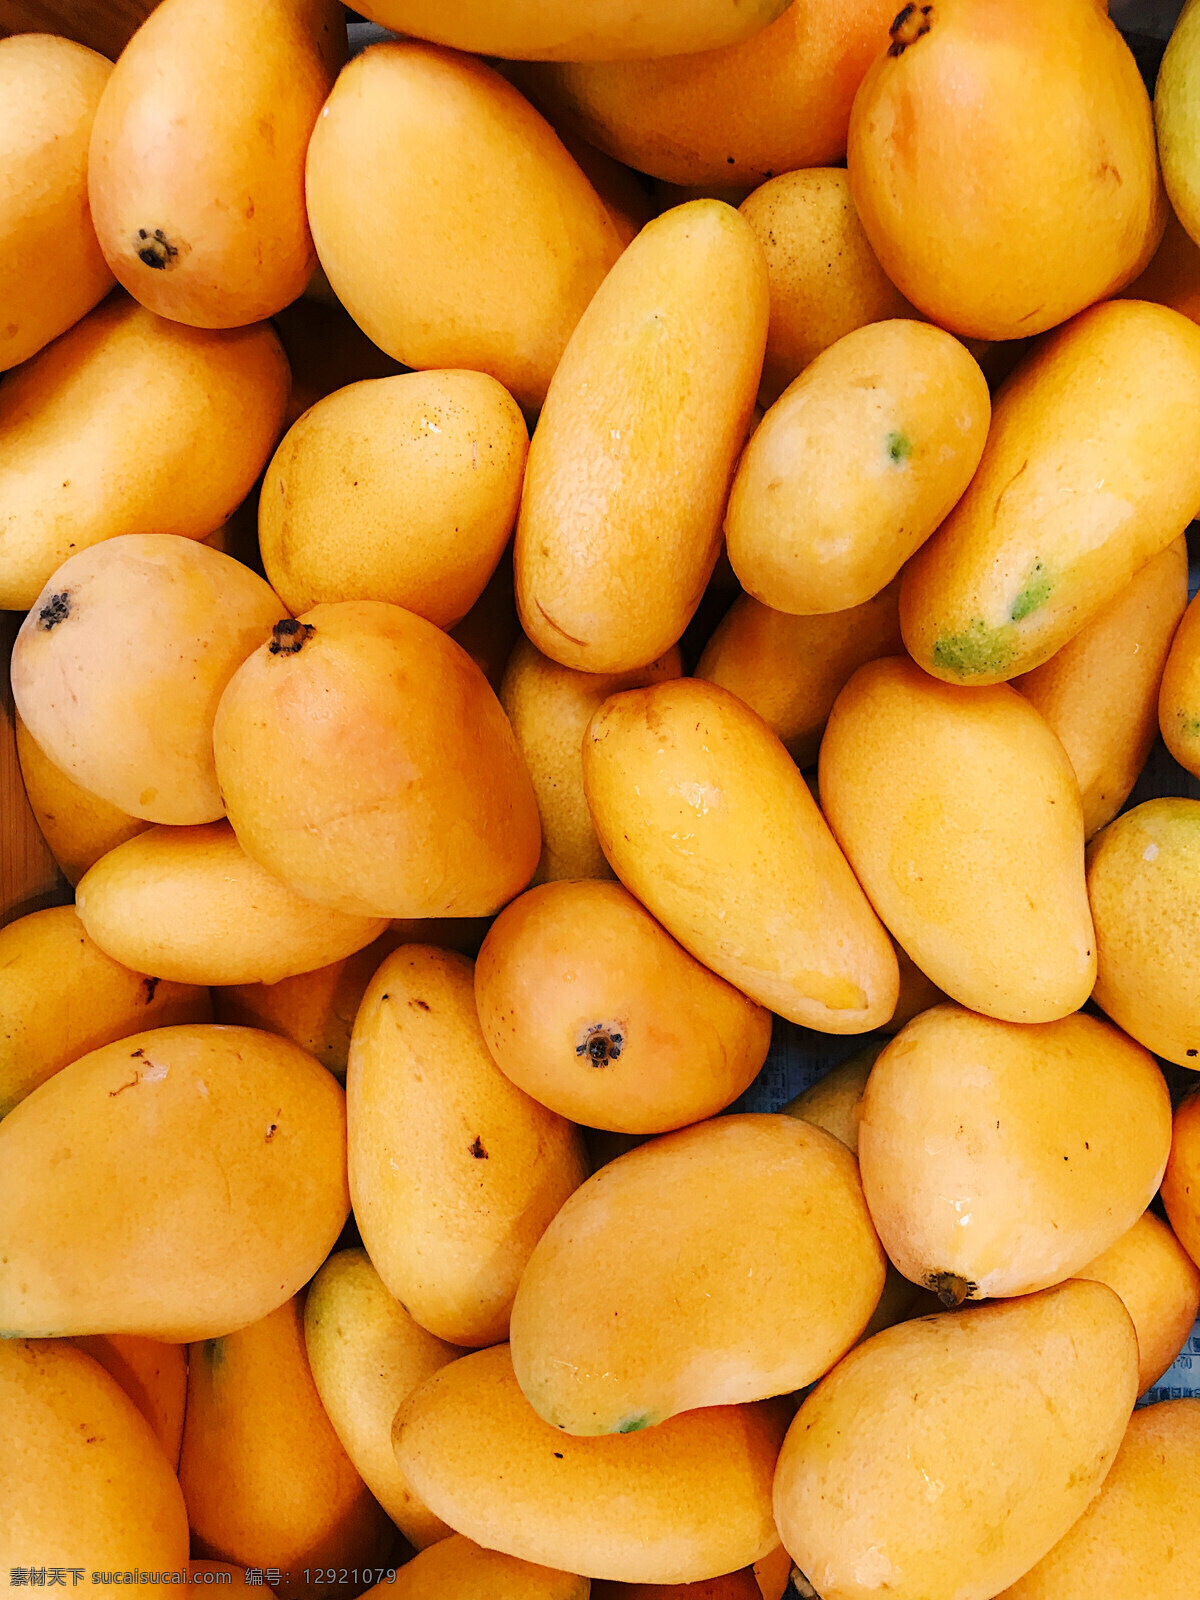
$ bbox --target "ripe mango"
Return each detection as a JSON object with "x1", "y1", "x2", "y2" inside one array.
[
  {"x1": 448, "y1": 547, "x2": 522, "y2": 693},
  {"x1": 72, "y1": 1334, "x2": 188, "y2": 1467},
  {"x1": 15, "y1": 714, "x2": 150, "y2": 883},
  {"x1": 1162, "y1": 1091, "x2": 1200, "y2": 1270},
  {"x1": 1157, "y1": 0, "x2": 1200, "y2": 253},
  {"x1": 1077, "y1": 1212, "x2": 1200, "y2": 1394},
  {"x1": 1159, "y1": 586, "x2": 1200, "y2": 777},
  {"x1": 592, "y1": 1577, "x2": 758, "y2": 1600},
  {"x1": 1124, "y1": 204, "x2": 1200, "y2": 321},
  {"x1": 388, "y1": 1535, "x2": 588, "y2": 1599},
  {"x1": 780, "y1": 1044, "x2": 884, "y2": 1156}
]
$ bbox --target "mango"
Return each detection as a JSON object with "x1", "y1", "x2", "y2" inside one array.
[
  {"x1": 773, "y1": 1280, "x2": 1138, "y2": 1600},
  {"x1": 1077, "y1": 1212, "x2": 1200, "y2": 1394},
  {"x1": 858, "y1": 1004, "x2": 1171, "y2": 1304},
  {"x1": 554, "y1": 127, "x2": 653, "y2": 247},
  {"x1": 515, "y1": 201, "x2": 767, "y2": 674},
  {"x1": 0, "y1": 34, "x2": 113, "y2": 371},
  {"x1": 780, "y1": 1044, "x2": 884, "y2": 1156},
  {"x1": 1125, "y1": 204, "x2": 1200, "y2": 321},
  {"x1": 1163, "y1": 1091, "x2": 1200, "y2": 1269},
  {"x1": 0, "y1": 294, "x2": 289, "y2": 611},
  {"x1": 592, "y1": 1578, "x2": 758, "y2": 1600},
  {"x1": 1015, "y1": 535, "x2": 1188, "y2": 837},
  {"x1": 0, "y1": 1339, "x2": 189, "y2": 1577},
  {"x1": 306, "y1": 42, "x2": 621, "y2": 412},
  {"x1": 15, "y1": 714, "x2": 150, "y2": 883},
  {"x1": 0, "y1": 1024, "x2": 348, "y2": 1340},
  {"x1": 752, "y1": 1549, "x2": 794, "y2": 1600},
  {"x1": 388, "y1": 1535, "x2": 588, "y2": 1599},
  {"x1": 886, "y1": 943, "x2": 946, "y2": 1032},
  {"x1": 475, "y1": 880, "x2": 770, "y2": 1133},
  {"x1": 1088, "y1": 798, "x2": 1200, "y2": 1066},
  {"x1": 510, "y1": 1114, "x2": 887, "y2": 1433},
  {"x1": 392, "y1": 1343, "x2": 788, "y2": 1584},
  {"x1": 819, "y1": 657, "x2": 1095, "y2": 1022},
  {"x1": 726, "y1": 321, "x2": 989, "y2": 615},
  {"x1": 997, "y1": 1399, "x2": 1200, "y2": 1599},
  {"x1": 0, "y1": 903, "x2": 208, "y2": 1118},
  {"x1": 848, "y1": 0, "x2": 1163, "y2": 340},
  {"x1": 1157, "y1": 0, "x2": 1200, "y2": 251},
  {"x1": 1160, "y1": 586, "x2": 1200, "y2": 777},
  {"x1": 213, "y1": 600, "x2": 541, "y2": 918},
  {"x1": 73, "y1": 1334, "x2": 188, "y2": 1467},
  {"x1": 179, "y1": 1296, "x2": 393, "y2": 1600},
  {"x1": 349, "y1": 945, "x2": 586, "y2": 1346},
  {"x1": 260, "y1": 371, "x2": 527, "y2": 624},
  {"x1": 583, "y1": 678, "x2": 898, "y2": 1031}
]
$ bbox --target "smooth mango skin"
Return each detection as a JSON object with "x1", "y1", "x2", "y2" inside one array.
[
  {"x1": 500, "y1": 641, "x2": 682, "y2": 884},
  {"x1": 1016, "y1": 535, "x2": 1188, "y2": 838},
  {"x1": 213, "y1": 600, "x2": 541, "y2": 919},
  {"x1": 0, "y1": 295, "x2": 289, "y2": 611},
  {"x1": 88, "y1": 0, "x2": 342, "y2": 327},
  {"x1": 0, "y1": 904, "x2": 208, "y2": 1118},
  {"x1": 0, "y1": 1024, "x2": 349, "y2": 1340},
  {"x1": 180, "y1": 1297, "x2": 393, "y2": 1600},
  {"x1": 775, "y1": 1281, "x2": 1138, "y2": 1600},
  {"x1": 848, "y1": 0, "x2": 1163, "y2": 341},
  {"x1": 15, "y1": 713, "x2": 150, "y2": 884},
  {"x1": 515, "y1": 201, "x2": 767, "y2": 674},
  {"x1": 1157, "y1": 0, "x2": 1200, "y2": 250},
  {"x1": 780, "y1": 1044, "x2": 885, "y2": 1156},
  {"x1": 73, "y1": 1334, "x2": 188, "y2": 1467},
  {"x1": 1160, "y1": 587, "x2": 1200, "y2": 777},
  {"x1": 858, "y1": 1005, "x2": 1172, "y2": 1303},
  {"x1": 0, "y1": 35, "x2": 113, "y2": 371},
  {"x1": 1088, "y1": 798, "x2": 1200, "y2": 1066},
  {"x1": 726, "y1": 321, "x2": 989, "y2": 616},
  {"x1": 1077, "y1": 1212, "x2": 1200, "y2": 1394},
  {"x1": 900, "y1": 302, "x2": 1200, "y2": 684},
  {"x1": 76, "y1": 822, "x2": 387, "y2": 987},
  {"x1": 260, "y1": 371, "x2": 527, "y2": 625},
  {"x1": 583, "y1": 678, "x2": 898, "y2": 1031},
  {"x1": 304, "y1": 1250, "x2": 464, "y2": 1549},
  {"x1": 475, "y1": 881, "x2": 771, "y2": 1134},
  {"x1": 0, "y1": 1340, "x2": 189, "y2": 1576},
  {"x1": 306, "y1": 43, "x2": 621, "y2": 413},
  {"x1": 393, "y1": 1344, "x2": 789, "y2": 1584},
  {"x1": 997, "y1": 1399, "x2": 1200, "y2": 1599},
  {"x1": 387, "y1": 1536, "x2": 588, "y2": 1599},
  {"x1": 696, "y1": 580, "x2": 903, "y2": 769},
  {"x1": 1163, "y1": 1092, "x2": 1200, "y2": 1269},
  {"x1": 819, "y1": 657, "x2": 1095, "y2": 1023},
  {"x1": 510, "y1": 1115, "x2": 887, "y2": 1434},
  {"x1": 349, "y1": 945, "x2": 587, "y2": 1347}
]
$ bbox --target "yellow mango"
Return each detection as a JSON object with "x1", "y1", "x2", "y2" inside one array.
[
  {"x1": 0, "y1": 293, "x2": 289, "y2": 611},
  {"x1": 886, "y1": 943, "x2": 946, "y2": 1032},
  {"x1": 696, "y1": 581, "x2": 903, "y2": 768},
  {"x1": 775, "y1": 1281, "x2": 1138, "y2": 1600},
  {"x1": 511, "y1": 1114, "x2": 886, "y2": 1433},
  {"x1": 388, "y1": 1535, "x2": 588, "y2": 1599},
  {"x1": 1077, "y1": 1212, "x2": 1200, "y2": 1394},
  {"x1": 554, "y1": 127, "x2": 654, "y2": 247},
  {"x1": 726, "y1": 321, "x2": 989, "y2": 615},
  {"x1": 583, "y1": 678, "x2": 898, "y2": 1031},
  {"x1": 0, "y1": 1024, "x2": 348, "y2": 1340},
  {"x1": 475, "y1": 880, "x2": 771, "y2": 1133},
  {"x1": 1015, "y1": 536, "x2": 1188, "y2": 836},
  {"x1": 901, "y1": 301, "x2": 1200, "y2": 684},
  {"x1": 996, "y1": 1399, "x2": 1200, "y2": 1599},
  {"x1": 819, "y1": 657, "x2": 1095, "y2": 1022},
  {"x1": 348, "y1": 945, "x2": 587, "y2": 1346},
  {"x1": 260, "y1": 371, "x2": 527, "y2": 624},
  {"x1": 0, "y1": 903, "x2": 208, "y2": 1118},
  {"x1": 73, "y1": 1334, "x2": 188, "y2": 1467},
  {"x1": 15, "y1": 714, "x2": 150, "y2": 884},
  {"x1": 306, "y1": 43, "x2": 621, "y2": 412},
  {"x1": 515, "y1": 201, "x2": 767, "y2": 673},
  {"x1": 1163, "y1": 1092, "x2": 1200, "y2": 1268},
  {"x1": 0, "y1": 1340, "x2": 189, "y2": 1576},
  {"x1": 392, "y1": 1343, "x2": 788, "y2": 1584},
  {"x1": 213, "y1": 600, "x2": 540, "y2": 918},
  {"x1": 180, "y1": 1297, "x2": 393, "y2": 1600},
  {"x1": 858, "y1": 1005, "x2": 1171, "y2": 1303},
  {"x1": 752, "y1": 1549, "x2": 794, "y2": 1600},
  {"x1": 781, "y1": 1044, "x2": 884, "y2": 1156},
  {"x1": 1157, "y1": 0, "x2": 1200, "y2": 250},
  {"x1": 1089, "y1": 798, "x2": 1200, "y2": 1066},
  {"x1": 77, "y1": 822, "x2": 387, "y2": 986},
  {"x1": 1124, "y1": 204, "x2": 1200, "y2": 322},
  {"x1": 1160, "y1": 587, "x2": 1200, "y2": 776},
  {"x1": 0, "y1": 34, "x2": 113, "y2": 371}
]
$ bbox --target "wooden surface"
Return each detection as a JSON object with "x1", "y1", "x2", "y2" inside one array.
[
  {"x1": 0, "y1": 613, "x2": 67, "y2": 928},
  {"x1": 0, "y1": 0, "x2": 158, "y2": 57}
]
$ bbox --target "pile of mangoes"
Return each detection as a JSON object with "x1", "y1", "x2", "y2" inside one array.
[{"x1": 5, "y1": 0, "x2": 1200, "y2": 1595}]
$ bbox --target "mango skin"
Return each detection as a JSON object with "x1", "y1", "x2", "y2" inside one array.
[
  {"x1": 1088, "y1": 798, "x2": 1200, "y2": 1066},
  {"x1": 15, "y1": 713, "x2": 150, "y2": 883},
  {"x1": 515, "y1": 201, "x2": 768, "y2": 674},
  {"x1": 1162, "y1": 1092, "x2": 1200, "y2": 1270},
  {"x1": 858, "y1": 1005, "x2": 1172, "y2": 1302},
  {"x1": 592, "y1": 1578, "x2": 757, "y2": 1600},
  {"x1": 0, "y1": 34, "x2": 113, "y2": 371},
  {"x1": 0, "y1": 1024, "x2": 349, "y2": 1340},
  {"x1": 1157, "y1": 0, "x2": 1200, "y2": 251},
  {"x1": 900, "y1": 301, "x2": 1200, "y2": 684},
  {"x1": 306, "y1": 43, "x2": 621, "y2": 412},
  {"x1": 1159, "y1": 586, "x2": 1200, "y2": 777},
  {"x1": 774, "y1": 1281, "x2": 1138, "y2": 1600},
  {"x1": 819, "y1": 657, "x2": 1096, "y2": 1023},
  {"x1": 1016, "y1": 536, "x2": 1188, "y2": 837},
  {"x1": 393, "y1": 1343, "x2": 789, "y2": 1584},
  {"x1": 511, "y1": 1114, "x2": 887, "y2": 1433},
  {"x1": 387, "y1": 1535, "x2": 588, "y2": 1599},
  {"x1": 726, "y1": 321, "x2": 989, "y2": 615},
  {"x1": 780, "y1": 1044, "x2": 885, "y2": 1156},
  {"x1": 583, "y1": 678, "x2": 898, "y2": 1032},
  {"x1": 1077, "y1": 1212, "x2": 1200, "y2": 1394},
  {"x1": 1125, "y1": 205, "x2": 1200, "y2": 321},
  {"x1": 73, "y1": 1333, "x2": 188, "y2": 1467},
  {"x1": 0, "y1": 903, "x2": 208, "y2": 1118},
  {"x1": 0, "y1": 1340, "x2": 190, "y2": 1576}
]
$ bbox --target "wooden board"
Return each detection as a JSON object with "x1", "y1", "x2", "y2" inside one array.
[{"x1": 0, "y1": 0, "x2": 158, "y2": 58}]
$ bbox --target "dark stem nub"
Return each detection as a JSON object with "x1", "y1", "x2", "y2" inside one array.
[
  {"x1": 268, "y1": 618, "x2": 315, "y2": 655},
  {"x1": 576, "y1": 1025, "x2": 624, "y2": 1068},
  {"x1": 135, "y1": 227, "x2": 178, "y2": 269},
  {"x1": 928, "y1": 1271, "x2": 975, "y2": 1308},
  {"x1": 38, "y1": 591, "x2": 70, "y2": 630},
  {"x1": 789, "y1": 1571, "x2": 822, "y2": 1600},
  {"x1": 888, "y1": 2, "x2": 933, "y2": 55}
]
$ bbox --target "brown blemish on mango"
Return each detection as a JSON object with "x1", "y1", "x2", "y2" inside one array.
[
  {"x1": 38, "y1": 592, "x2": 70, "y2": 630},
  {"x1": 888, "y1": 3, "x2": 933, "y2": 57}
]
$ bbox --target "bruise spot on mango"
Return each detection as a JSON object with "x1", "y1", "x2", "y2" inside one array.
[
  {"x1": 268, "y1": 618, "x2": 314, "y2": 656},
  {"x1": 38, "y1": 592, "x2": 70, "y2": 630},
  {"x1": 1010, "y1": 560, "x2": 1053, "y2": 622},
  {"x1": 135, "y1": 228, "x2": 179, "y2": 270},
  {"x1": 931, "y1": 619, "x2": 1015, "y2": 677},
  {"x1": 141, "y1": 977, "x2": 159, "y2": 1004}
]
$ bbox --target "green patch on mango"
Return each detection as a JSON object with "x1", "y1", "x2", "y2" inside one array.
[
  {"x1": 886, "y1": 430, "x2": 913, "y2": 465},
  {"x1": 931, "y1": 620, "x2": 1016, "y2": 678},
  {"x1": 201, "y1": 1337, "x2": 225, "y2": 1369},
  {"x1": 1010, "y1": 560, "x2": 1054, "y2": 622},
  {"x1": 616, "y1": 1412, "x2": 654, "y2": 1434}
]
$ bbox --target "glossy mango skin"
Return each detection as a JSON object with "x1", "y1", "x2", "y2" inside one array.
[
  {"x1": 15, "y1": 714, "x2": 150, "y2": 883},
  {"x1": 819, "y1": 657, "x2": 1096, "y2": 1023},
  {"x1": 1077, "y1": 1212, "x2": 1200, "y2": 1394},
  {"x1": 901, "y1": 301, "x2": 1200, "y2": 684},
  {"x1": 516, "y1": 201, "x2": 767, "y2": 674},
  {"x1": 1159, "y1": 587, "x2": 1200, "y2": 777},
  {"x1": 0, "y1": 34, "x2": 113, "y2": 371},
  {"x1": 306, "y1": 43, "x2": 621, "y2": 412},
  {"x1": 387, "y1": 1535, "x2": 589, "y2": 1600},
  {"x1": 1163, "y1": 1092, "x2": 1200, "y2": 1269},
  {"x1": 72, "y1": 1334, "x2": 188, "y2": 1467}
]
